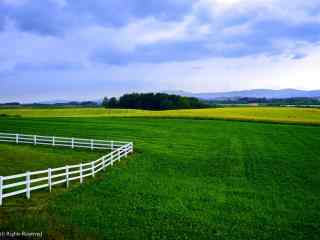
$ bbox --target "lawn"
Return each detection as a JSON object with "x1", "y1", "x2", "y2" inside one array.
[
  {"x1": 1, "y1": 106, "x2": 320, "y2": 125},
  {"x1": 0, "y1": 144, "x2": 104, "y2": 176},
  {"x1": 0, "y1": 116, "x2": 319, "y2": 239}
]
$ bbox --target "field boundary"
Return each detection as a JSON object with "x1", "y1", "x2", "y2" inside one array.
[{"x1": 0, "y1": 132, "x2": 133, "y2": 206}]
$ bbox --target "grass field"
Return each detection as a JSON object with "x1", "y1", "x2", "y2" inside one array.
[
  {"x1": 0, "y1": 144, "x2": 104, "y2": 176},
  {"x1": 1, "y1": 106, "x2": 320, "y2": 125},
  {"x1": 0, "y1": 116, "x2": 319, "y2": 239}
]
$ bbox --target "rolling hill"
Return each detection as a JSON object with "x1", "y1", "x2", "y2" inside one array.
[{"x1": 165, "y1": 89, "x2": 320, "y2": 100}]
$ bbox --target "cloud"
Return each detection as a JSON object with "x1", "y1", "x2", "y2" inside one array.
[
  {"x1": 291, "y1": 53, "x2": 308, "y2": 60},
  {"x1": 1, "y1": 0, "x2": 320, "y2": 60},
  {"x1": 1, "y1": 0, "x2": 320, "y2": 101},
  {"x1": 0, "y1": 0, "x2": 194, "y2": 35},
  {"x1": 86, "y1": 0, "x2": 320, "y2": 64},
  {"x1": 93, "y1": 40, "x2": 210, "y2": 65}
]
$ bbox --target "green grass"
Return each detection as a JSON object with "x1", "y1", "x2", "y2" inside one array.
[
  {"x1": 0, "y1": 116, "x2": 319, "y2": 239},
  {"x1": 0, "y1": 144, "x2": 104, "y2": 176},
  {"x1": 1, "y1": 106, "x2": 320, "y2": 125}
]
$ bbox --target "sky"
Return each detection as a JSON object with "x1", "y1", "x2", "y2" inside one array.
[{"x1": 1, "y1": 0, "x2": 320, "y2": 102}]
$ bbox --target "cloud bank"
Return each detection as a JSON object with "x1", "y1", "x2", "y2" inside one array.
[{"x1": 0, "y1": 0, "x2": 320, "y2": 102}]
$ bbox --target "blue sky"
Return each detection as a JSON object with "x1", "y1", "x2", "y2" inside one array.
[{"x1": 1, "y1": 0, "x2": 320, "y2": 102}]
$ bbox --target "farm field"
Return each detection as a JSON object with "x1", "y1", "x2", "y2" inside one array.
[
  {"x1": 1, "y1": 106, "x2": 320, "y2": 125},
  {"x1": 0, "y1": 116, "x2": 319, "y2": 239}
]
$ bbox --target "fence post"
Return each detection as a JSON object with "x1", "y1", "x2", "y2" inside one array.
[
  {"x1": 52, "y1": 136, "x2": 55, "y2": 146},
  {"x1": 111, "y1": 141, "x2": 114, "y2": 150},
  {"x1": 118, "y1": 149, "x2": 121, "y2": 161},
  {"x1": 0, "y1": 176, "x2": 3, "y2": 206},
  {"x1": 92, "y1": 162, "x2": 95, "y2": 177},
  {"x1": 34, "y1": 135, "x2": 37, "y2": 145},
  {"x1": 26, "y1": 172, "x2": 30, "y2": 199},
  {"x1": 111, "y1": 152, "x2": 114, "y2": 166},
  {"x1": 16, "y1": 134, "x2": 19, "y2": 144},
  {"x1": 91, "y1": 139, "x2": 94, "y2": 150},
  {"x1": 80, "y1": 163, "x2": 83, "y2": 184},
  {"x1": 66, "y1": 166, "x2": 69, "y2": 188},
  {"x1": 125, "y1": 145, "x2": 128, "y2": 158},
  {"x1": 48, "y1": 168, "x2": 52, "y2": 192},
  {"x1": 72, "y1": 138, "x2": 74, "y2": 149},
  {"x1": 102, "y1": 156, "x2": 106, "y2": 170}
]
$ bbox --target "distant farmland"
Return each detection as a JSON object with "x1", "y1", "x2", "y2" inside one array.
[{"x1": 1, "y1": 106, "x2": 320, "y2": 125}]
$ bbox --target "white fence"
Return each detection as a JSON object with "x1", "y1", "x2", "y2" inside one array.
[{"x1": 0, "y1": 132, "x2": 133, "y2": 206}]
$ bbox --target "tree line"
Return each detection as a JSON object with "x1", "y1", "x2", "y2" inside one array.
[
  {"x1": 205, "y1": 97, "x2": 320, "y2": 106},
  {"x1": 102, "y1": 93, "x2": 209, "y2": 110},
  {"x1": 0, "y1": 101, "x2": 99, "y2": 108}
]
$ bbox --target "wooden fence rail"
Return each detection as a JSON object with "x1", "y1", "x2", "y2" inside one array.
[{"x1": 0, "y1": 132, "x2": 133, "y2": 206}]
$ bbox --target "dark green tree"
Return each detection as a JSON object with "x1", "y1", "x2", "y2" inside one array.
[
  {"x1": 108, "y1": 97, "x2": 118, "y2": 108},
  {"x1": 103, "y1": 93, "x2": 208, "y2": 110},
  {"x1": 102, "y1": 97, "x2": 109, "y2": 108}
]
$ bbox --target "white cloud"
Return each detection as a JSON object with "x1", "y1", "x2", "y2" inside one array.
[
  {"x1": 116, "y1": 15, "x2": 210, "y2": 47},
  {"x1": 118, "y1": 44, "x2": 320, "y2": 93},
  {"x1": 194, "y1": 0, "x2": 320, "y2": 24},
  {"x1": 125, "y1": 16, "x2": 193, "y2": 44},
  {"x1": 69, "y1": 15, "x2": 211, "y2": 56}
]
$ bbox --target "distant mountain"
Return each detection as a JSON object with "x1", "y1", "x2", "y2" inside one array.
[
  {"x1": 164, "y1": 89, "x2": 320, "y2": 100},
  {"x1": 36, "y1": 99, "x2": 102, "y2": 105},
  {"x1": 37, "y1": 99, "x2": 74, "y2": 104}
]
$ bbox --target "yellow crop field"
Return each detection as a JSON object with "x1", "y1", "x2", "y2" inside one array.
[{"x1": 1, "y1": 107, "x2": 320, "y2": 125}]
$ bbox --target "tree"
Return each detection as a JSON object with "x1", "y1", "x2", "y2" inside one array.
[
  {"x1": 102, "y1": 97, "x2": 109, "y2": 108},
  {"x1": 108, "y1": 97, "x2": 118, "y2": 108},
  {"x1": 103, "y1": 93, "x2": 209, "y2": 110}
]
